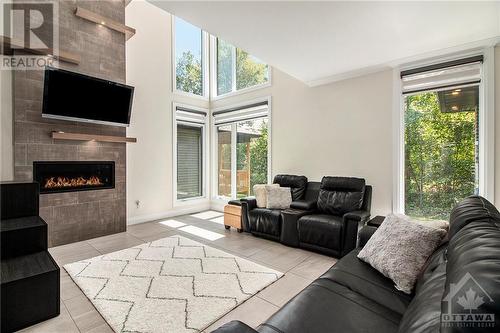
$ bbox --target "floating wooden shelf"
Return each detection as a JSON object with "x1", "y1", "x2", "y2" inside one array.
[
  {"x1": 0, "y1": 35, "x2": 81, "y2": 65},
  {"x1": 75, "y1": 7, "x2": 136, "y2": 40},
  {"x1": 52, "y1": 131, "x2": 137, "y2": 143}
]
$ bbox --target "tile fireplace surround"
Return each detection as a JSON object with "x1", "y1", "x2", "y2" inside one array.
[{"x1": 12, "y1": 0, "x2": 127, "y2": 247}]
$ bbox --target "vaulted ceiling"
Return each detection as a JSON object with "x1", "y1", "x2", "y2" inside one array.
[{"x1": 148, "y1": 1, "x2": 500, "y2": 86}]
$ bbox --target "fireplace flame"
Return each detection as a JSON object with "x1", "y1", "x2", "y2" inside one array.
[{"x1": 44, "y1": 176, "x2": 103, "y2": 189}]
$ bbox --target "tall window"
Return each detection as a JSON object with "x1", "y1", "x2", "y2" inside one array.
[
  {"x1": 216, "y1": 38, "x2": 269, "y2": 97},
  {"x1": 401, "y1": 57, "x2": 483, "y2": 219},
  {"x1": 217, "y1": 125, "x2": 232, "y2": 197},
  {"x1": 174, "y1": 17, "x2": 207, "y2": 97},
  {"x1": 214, "y1": 101, "x2": 270, "y2": 199},
  {"x1": 174, "y1": 105, "x2": 208, "y2": 201}
]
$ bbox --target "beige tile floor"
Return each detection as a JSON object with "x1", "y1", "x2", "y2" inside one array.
[{"x1": 19, "y1": 211, "x2": 337, "y2": 333}]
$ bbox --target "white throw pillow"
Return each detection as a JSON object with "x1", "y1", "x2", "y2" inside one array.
[
  {"x1": 266, "y1": 186, "x2": 292, "y2": 209},
  {"x1": 253, "y1": 184, "x2": 279, "y2": 208},
  {"x1": 357, "y1": 214, "x2": 447, "y2": 294}
]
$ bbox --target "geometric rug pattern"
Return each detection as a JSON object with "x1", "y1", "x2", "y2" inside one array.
[{"x1": 64, "y1": 235, "x2": 283, "y2": 333}]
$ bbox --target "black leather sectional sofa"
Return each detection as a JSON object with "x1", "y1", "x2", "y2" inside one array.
[
  {"x1": 213, "y1": 196, "x2": 500, "y2": 333},
  {"x1": 241, "y1": 174, "x2": 372, "y2": 257}
]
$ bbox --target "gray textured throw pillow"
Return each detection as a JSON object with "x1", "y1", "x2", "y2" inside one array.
[
  {"x1": 266, "y1": 186, "x2": 292, "y2": 209},
  {"x1": 357, "y1": 214, "x2": 447, "y2": 294}
]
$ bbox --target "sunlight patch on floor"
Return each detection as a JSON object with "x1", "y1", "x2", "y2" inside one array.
[
  {"x1": 158, "y1": 219, "x2": 187, "y2": 228},
  {"x1": 209, "y1": 216, "x2": 225, "y2": 225},
  {"x1": 178, "y1": 225, "x2": 225, "y2": 241},
  {"x1": 190, "y1": 211, "x2": 223, "y2": 220}
]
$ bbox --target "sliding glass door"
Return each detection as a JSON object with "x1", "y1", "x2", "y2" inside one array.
[
  {"x1": 214, "y1": 102, "x2": 270, "y2": 200},
  {"x1": 236, "y1": 118, "x2": 268, "y2": 197},
  {"x1": 217, "y1": 125, "x2": 232, "y2": 198}
]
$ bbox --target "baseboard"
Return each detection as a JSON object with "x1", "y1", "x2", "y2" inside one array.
[{"x1": 127, "y1": 203, "x2": 211, "y2": 225}]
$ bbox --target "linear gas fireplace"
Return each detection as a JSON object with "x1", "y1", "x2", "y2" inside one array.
[{"x1": 33, "y1": 161, "x2": 115, "y2": 194}]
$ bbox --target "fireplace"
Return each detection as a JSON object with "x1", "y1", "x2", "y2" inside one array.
[{"x1": 33, "y1": 161, "x2": 115, "y2": 194}]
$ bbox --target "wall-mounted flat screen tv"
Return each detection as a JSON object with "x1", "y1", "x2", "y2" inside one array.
[{"x1": 42, "y1": 67, "x2": 134, "y2": 127}]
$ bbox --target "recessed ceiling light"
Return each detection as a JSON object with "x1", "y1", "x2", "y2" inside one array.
[
  {"x1": 100, "y1": 21, "x2": 106, "y2": 25},
  {"x1": 451, "y1": 106, "x2": 459, "y2": 111}
]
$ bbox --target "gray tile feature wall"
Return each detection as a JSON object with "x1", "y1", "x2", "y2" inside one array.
[{"x1": 13, "y1": 0, "x2": 127, "y2": 247}]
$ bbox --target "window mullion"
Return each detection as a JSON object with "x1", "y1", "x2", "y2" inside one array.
[{"x1": 230, "y1": 123, "x2": 237, "y2": 199}]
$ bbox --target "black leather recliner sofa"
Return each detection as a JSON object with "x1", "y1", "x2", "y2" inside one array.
[
  {"x1": 297, "y1": 176, "x2": 372, "y2": 257},
  {"x1": 241, "y1": 175, "x2": 372, "y2": 258},
  {"x1": 241, "y1": 174, "x2": 308, "y2": 241},
  {"x1": 212, "y1": 196, "x2": 500, "y2": 333}
]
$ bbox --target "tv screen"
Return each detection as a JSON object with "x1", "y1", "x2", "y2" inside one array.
[{"x1": 42, "y1": 67, "x2": 134, "y2": 126}]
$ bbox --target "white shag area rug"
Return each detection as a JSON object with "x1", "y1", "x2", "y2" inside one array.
[{"x1": 64, "y1": 235, "x2": 283, "y2": 333}]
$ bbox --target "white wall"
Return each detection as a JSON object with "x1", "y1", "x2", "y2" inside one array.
[
  {"x1": 211, "y1": 69, "x2": 394, "y2": 216},
  {"x1": 0, "y1": 68, "x2": 13, "y2": 181},
  {"x1": 126, "y1": 0, "x2": 209, "y2": 224}
]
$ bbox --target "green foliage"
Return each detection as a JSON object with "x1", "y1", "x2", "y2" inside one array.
[
  {"x1": 236, "y1": 49, "x2": 268, "y2": 90},
  {"x1": 405, "y1": 92, "x2": 477, "y2": 220},
  {"x1": 176, "y1": 51, "x2": 202, "y2": 95},
  {"x1": 216, "y1": 40, "x2": 269, "y2": 95},
  {"x1": 235, "y1": 121, "x2": 268, "y2": 196},
  {"x1": 249, "y1": 125, "x2": 268, "y2": 189},
  {"x1": 217, "y1": 40, "x2": 233, "y2": 95}
]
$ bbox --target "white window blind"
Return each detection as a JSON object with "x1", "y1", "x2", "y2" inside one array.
[
  {"x1": 176, "y1": 106, "x2": 207, "y2": 124},
  {"x1": 213, "y1": 101, "x2": 268, "y2": 125},
  {"x1": 401, "y1": 56, "x2": 482, "y2": 95}
]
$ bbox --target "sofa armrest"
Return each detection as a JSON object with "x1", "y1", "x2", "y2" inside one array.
[
  {"x1": 240, "y1": 197, "x2": 257, "y2": 210},
  {"x1": 281, "y1": 209, "x2": 311, "y2": 247},
  {"x1": 240, "y1": 198, "x2": 257, "y2": 232},
  {"x1": 358, "y1": 225, "x2": 379, "y2": 248},
  {"x1": 209, "y1": 321, "x2": 258, "y2": 333},
  {"x1": 340, "y1": 210, "x2": 371, "y2": 256},
  {"x1": 343, "y1": 210, "x2": 370, "y2": 222},
  {"x1": 290, "y1": 199, "x2": 317, "y2": 211}
]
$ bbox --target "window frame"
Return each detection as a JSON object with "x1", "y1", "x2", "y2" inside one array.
[
  {"x1": 393, "y1": 48, "x2": 495, "y2": 215},
  {"x1": 209, "y1": 36, "x2": 272, "y2": 101},
  {"x1": 172, "y1": 103, "x2": 209, "y2": 206},
  {"x1": 171, "y1": 16, "x2": 210, "y2": 100},
  {"x1": 211, "y1": 97, "x2": 273, "y2": 202}
]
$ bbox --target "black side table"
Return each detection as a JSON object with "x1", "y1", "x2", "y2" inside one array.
[
  {"x1": 358, "y1": 215, "x2": 385, "y2": 247},
  {"x1": 367, "y1": 215, "x2": 385, "y2": 227}
]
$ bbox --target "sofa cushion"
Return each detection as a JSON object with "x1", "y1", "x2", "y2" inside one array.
[
  {"x1": 322, "y1": 249, "x2": 413, "y2": 315},
  {"x1": 317, "y1": 177, "x2": 365, "y2": 215},
  {"x1": 248, "y1": 208, "x2": 282, "y2": 236},
  {"x1": 397, "y1": 253, "x2": 447, "y2": 333},
  {"x1": 273, "y1": 174, "x2": 308, "y2": 201},
  {"x1": 298, "y1": 214, "x2": 342, "y2": 250},
  {"x1": 441, "y1": 196, "x2": 500, "y2": 332},
  {"x1": 259, "y1": 279, "x2": 401, "y2": 333}
]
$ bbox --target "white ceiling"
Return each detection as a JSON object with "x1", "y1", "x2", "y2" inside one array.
[{"x1": 148, "y1": 1, "x2": 500, "y2": 86}]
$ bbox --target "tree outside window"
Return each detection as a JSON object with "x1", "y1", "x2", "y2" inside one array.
[
  {"x1": 175, "y1": 17, "x2": 204, "y2": 96},
  {"x1": 404, "y1": 86, "x2": 478, "y2": 220}
]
